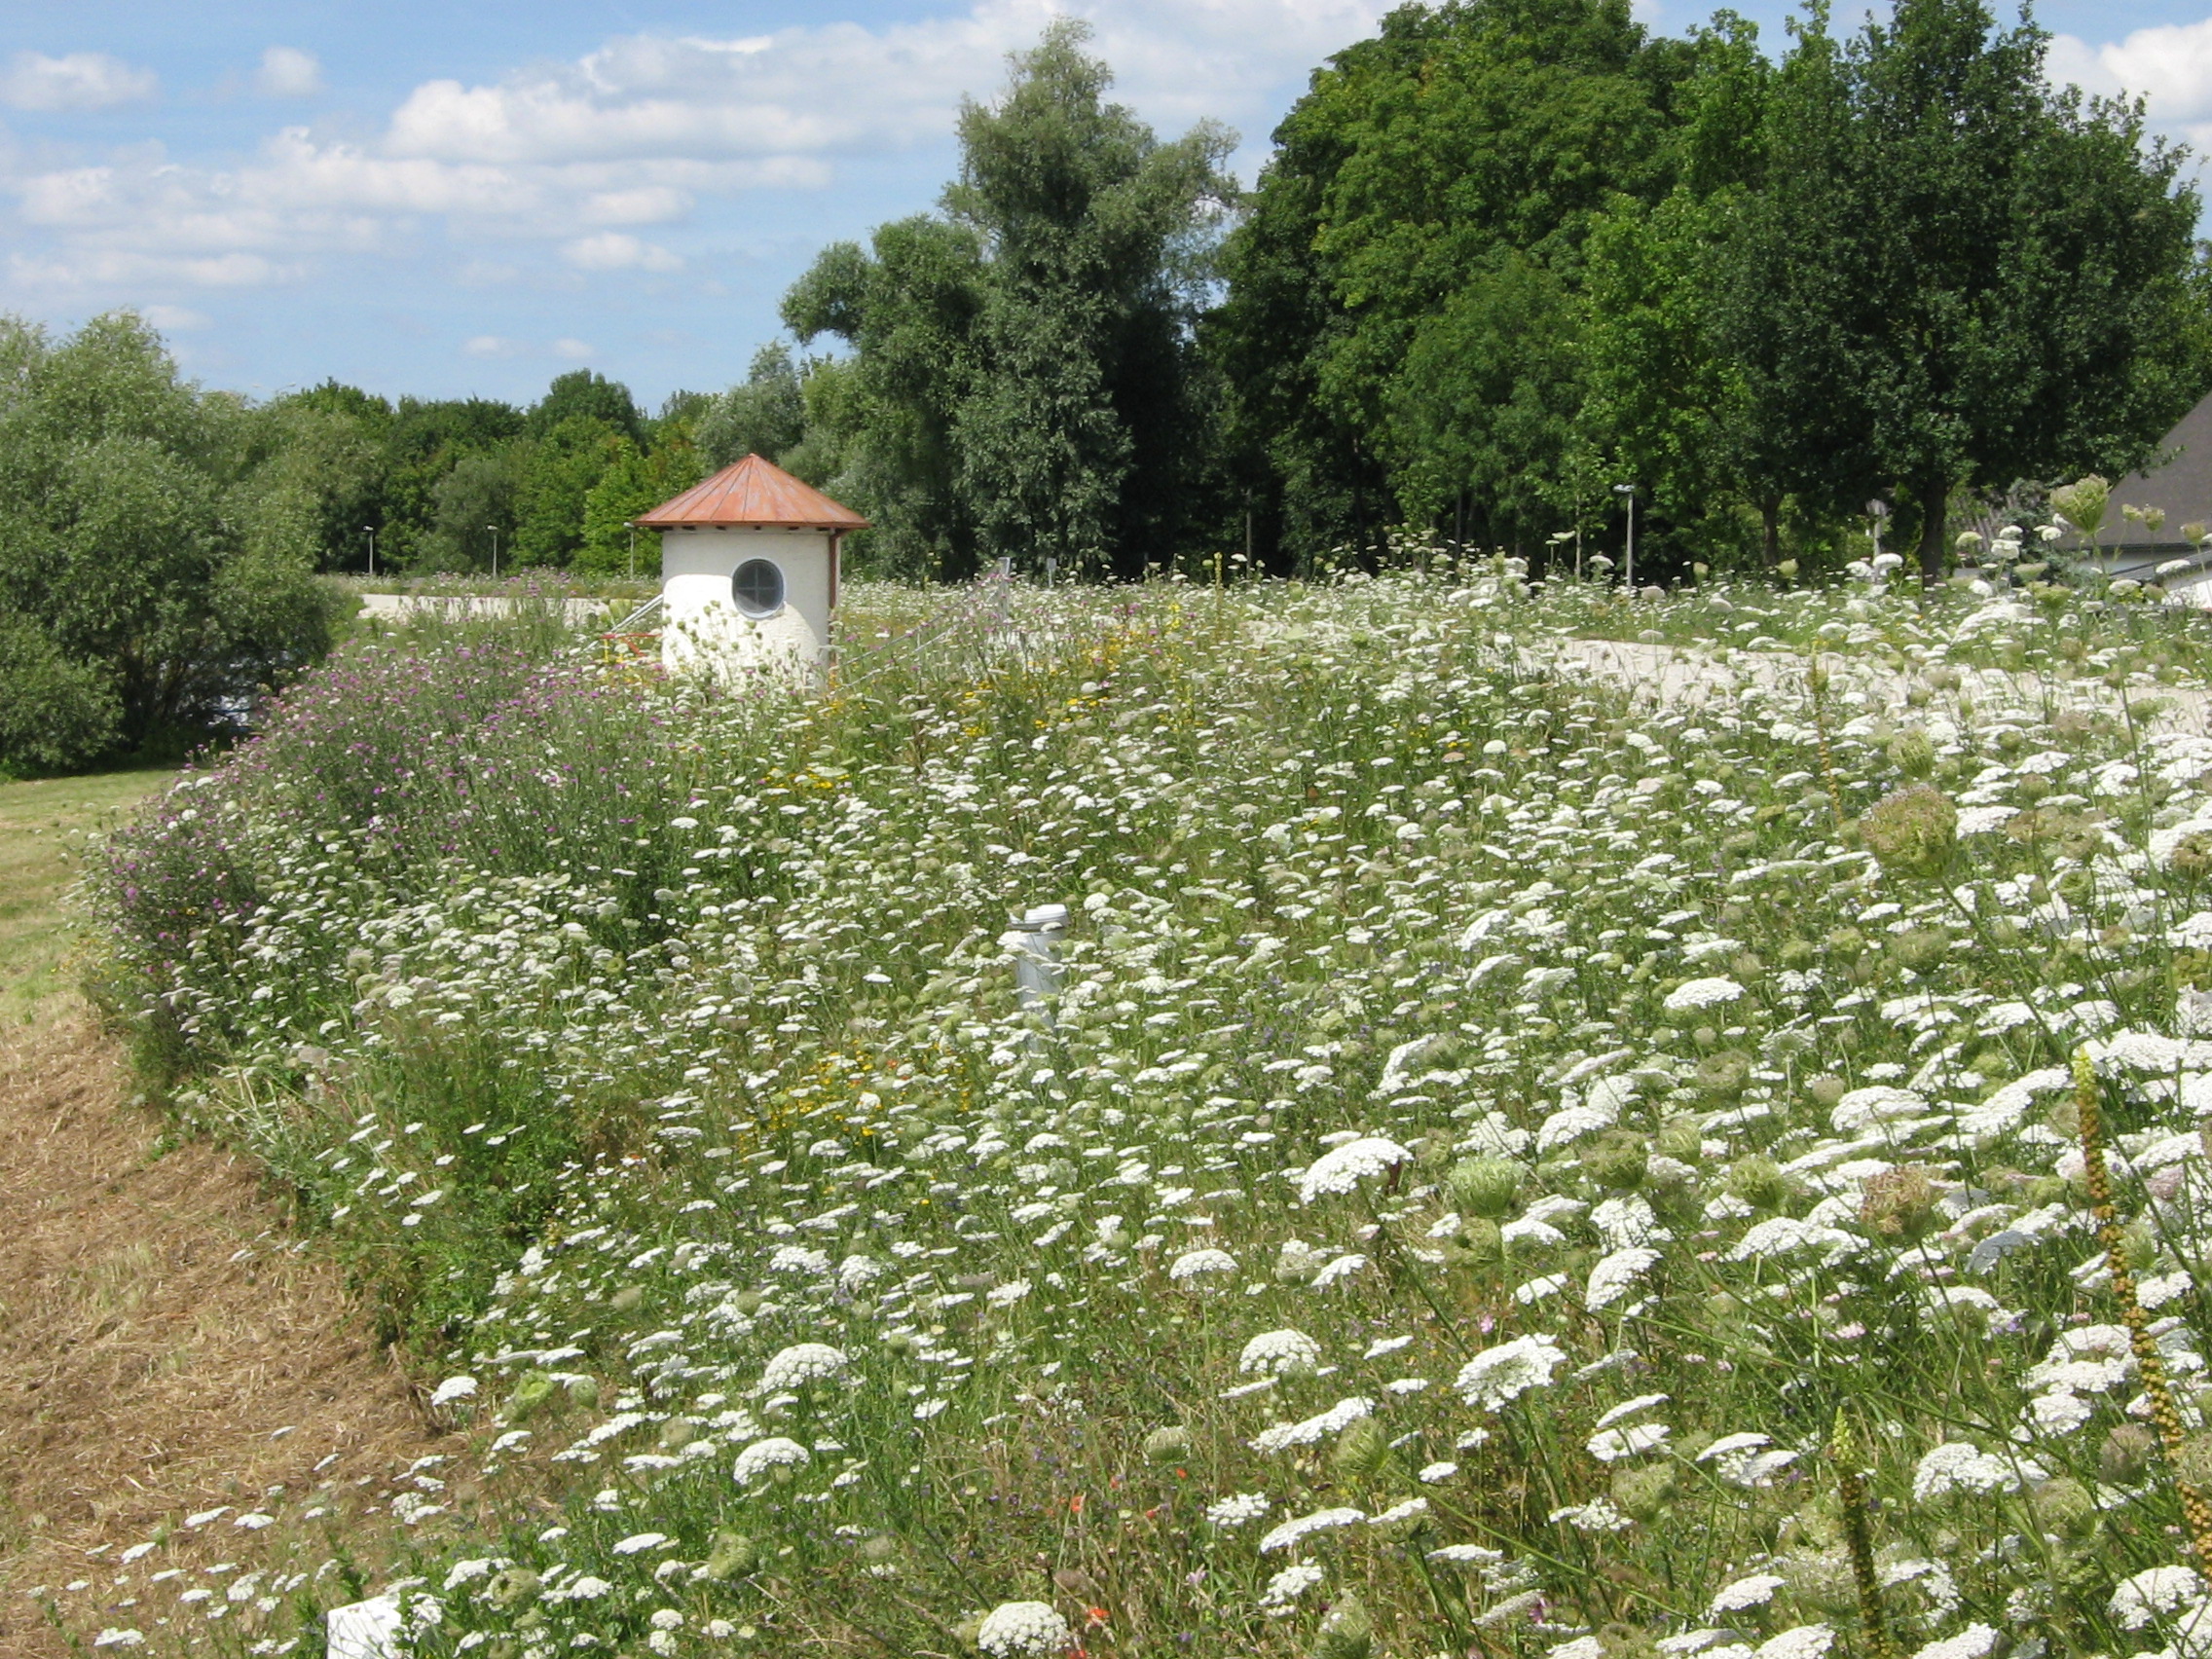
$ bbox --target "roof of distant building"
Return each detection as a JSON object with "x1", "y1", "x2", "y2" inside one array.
[{"x1": 635, "y1": 455, "x2": 868, "y2": 531}]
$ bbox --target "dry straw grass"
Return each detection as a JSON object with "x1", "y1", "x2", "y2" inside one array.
[{"x1": 0, "y1": 1009, "x2": 440, "y2": 1653}]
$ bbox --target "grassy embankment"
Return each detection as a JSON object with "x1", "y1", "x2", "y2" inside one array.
[{"x1": 0, "y1": 769, "x2": 172, "y2": 1029}]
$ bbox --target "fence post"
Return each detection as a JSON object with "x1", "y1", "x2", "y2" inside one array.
[{"x1": 1003, "y1": 903, "x2": 1069, "y2": 1026}]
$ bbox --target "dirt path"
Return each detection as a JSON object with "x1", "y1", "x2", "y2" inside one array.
[
  {"x1": 0, "y1": 1010, "x2": 444, "y2": 1656},
  {"x1": 0, "y1": 770, "x2": 444, "y2": 1659}
]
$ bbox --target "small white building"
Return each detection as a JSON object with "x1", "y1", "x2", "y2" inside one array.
[{"x1": 635, "y1": 455, "x2": 868, "y2": 680}]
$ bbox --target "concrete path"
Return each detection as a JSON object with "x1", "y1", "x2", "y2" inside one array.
[
  {"x1": 1527, "y1": 634, "x2": 2212, "y2": 737},
  {"x1": 355, "y1": 593, "x2": 613, "y2": 625}
]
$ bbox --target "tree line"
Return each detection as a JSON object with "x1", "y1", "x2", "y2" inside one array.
[
  {"x1": 783, "y1": 0, "x2": 2208, "y2": 583},
  {"x1": 3, "y1": 0, "x2": 2206, "y2": 772}
]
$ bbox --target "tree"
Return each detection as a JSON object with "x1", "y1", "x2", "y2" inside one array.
[
  {"x1": 785, "y1": 218, "x2": 989, "y2": 577},
  {"x1": 380, "y1": 396, "x2": 526, "y2": 568},
  {"x1": 1729, "y1": 0, "x2": 2211, "y2": 581},
  {"x1": 424, "y1": 447, "x2": 525, "y2": 571},
  {"x1": 943, "y1": 20, "x2": 1235, "y2": 575},
  {"x1": 578, "y1": 438, "x2": 705, "y2": 575},
  {"x1": 697, "y1": 346, "x2": 807, "y2": 468},
  {"x1": 0, "y1": 313, "x2": 341, "y2": 766},
  {"x1": 514, "y1": 417, "x2": 624, "y2": 567},
  {"x1": 1215, "y1": 0, "x2": 1689, "y2": 563},
  {"x1": 785, "y1": 21, "x2": 1234, "y2": 578},
  {"x1": 528, "y1": 369, "x2": 641, "y2": 444},
  {"x1": 262, "y1": 382, "x2": 393, "y2": 571}
]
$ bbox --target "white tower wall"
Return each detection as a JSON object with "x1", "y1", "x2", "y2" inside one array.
[{"x1": 659, "y1": 526, "x2": 835, "y2": 681}]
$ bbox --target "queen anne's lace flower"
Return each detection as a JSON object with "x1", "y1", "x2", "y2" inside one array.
[
  {"x1": 1910, "y1": 1442, "x2": 2020, "y2": 1502},
  {"x1": 1756, "y1": 1628, "x2": 1834, "y2": 1659},
  {"x1": 1239, "y1": 1329, "x2": 1322, "y2": 1377},
  {"x1": 1710, "y1": 1572, "x2": 1785, "y2": 1612},
  {"x1": 759, "y1": 1343, "x2": 849, "y2": 1391},
  {"x1": 1258, "y1": 1505, "x2": 1365, "y2": 1554},
  {"x1": 1259, "y1": 1563, "x2": 1325, "y2": 1608},
  {"x1": 731, "y1": 1436, "x2": 810, "y2": 1485},
  {"x1": 1297, "y1": 1135, "x2": 1411, "y2": 1203},
  {"x1": 1204, "y1": 1493, "x2": 1271, "y2": 1527},
  {"x1": 1454, "y1": 1335, "x2": 1567, "y2": 1411},
  {"x1": 976, "y1": 1600, "x2": 1073, "y2": 1657},
  {"x1": 1249, "y1": 1396, "x2": 1376, "y2": 1454},
  {"x1": 1663, "y1": 977, "x2": 1744, "y2": 1014},
  {"x1": 2111, "y1": 1565, "x2": 2207, "y2": 1629},
  {"x1": 1909, "y1": 1625, "x2": 2001, "y2": 1659},
  {"x1": 1168, "y1": 1247, "x2": 1237, "y2": 1282},
  {"x1": 1585, "y1": 1246, "x2": 1661, "y2": 1310}
]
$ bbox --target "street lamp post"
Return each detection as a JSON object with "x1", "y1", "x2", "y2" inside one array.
[
  {"x1": 486, "y1": 525, "x2": 499, "y2": 579},
  {"x1": 1612, "y1": 482, "x2": 1637, "y2": 591},
  {"x1": 364, "y1": 525, "x2": 376, "y2": 578}
]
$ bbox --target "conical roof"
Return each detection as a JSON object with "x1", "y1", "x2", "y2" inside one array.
[{"x1": 635, "y1": 455, "x2": 868, "y2": 530}]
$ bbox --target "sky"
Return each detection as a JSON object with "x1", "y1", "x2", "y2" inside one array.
[{"x1": 1, "y1": 0, "x2": 2209, "y2": 410}]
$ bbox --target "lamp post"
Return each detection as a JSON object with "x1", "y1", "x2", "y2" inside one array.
[
  {"x1": 486, "y1": 525, "x2": 499, "y2": 580},
  {"x1": 364, "y1": 524, "x2": 376, "y2": 578},
  {"x1": 1612, "y1": 482, "x2": 1637, "y2": 591}
]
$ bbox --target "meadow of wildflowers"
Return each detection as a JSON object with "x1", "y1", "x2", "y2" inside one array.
[{"x1": 66, "y1": 557, "x2": 2212, "y2": 1658}]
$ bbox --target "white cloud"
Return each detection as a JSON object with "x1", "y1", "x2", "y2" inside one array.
[
  {"x1": 2051, "y1": 20, "x2": 2212, "y2": 119},
  {"x1": 140, "y1": 303, "x2": 211, "y2": 332},
  {"x1": 463, "y1": 335, "x2": 518, "y2": 357},
  {"x1": 10, "y1": 249, "x2": 299, "y2": 289},
  {"x1": 554, "y1": 338, "x2": 595, "y2": 359},
  {"x1": 255, "y1": 47, "x2": 325, "y2": 99},
  {"x1": 0, "y1": 51, "x2": 157, "y2": 112},
  {"x1": 383, "y1": 0, "x2": 1388, "y2": 168},
  {"x1": 0, "y1": 1, "x2": 1389, "y2": 298},
  {"x1": 564, "y1": 232, "x2": 682, "y2": 273}
]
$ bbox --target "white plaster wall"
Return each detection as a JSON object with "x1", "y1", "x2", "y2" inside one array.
[{"x1": 659, "y1": 527, "x2": 833, "y2": 681}]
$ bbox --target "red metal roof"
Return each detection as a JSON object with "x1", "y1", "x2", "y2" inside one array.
[{"x1": 634, "y1": 455, "x2": 869, "y2": 531}]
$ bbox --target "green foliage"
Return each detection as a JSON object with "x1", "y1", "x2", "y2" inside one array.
[
  {"x1": 515, "y1": 417, "x2": 626, "y2": 567},
  {"x1": 786, "y1": 20, "x2": 1234, "y2": 578},
  {"x1": 424, "y1": 444, "x2": 527, "y2": 571},
  {"x1": 697, "y1": 344, "x2": 807, "y2": 469},
  {"x1": 0, "y1": 312, "x2": 344, "y2": 767},
  {"x1": 0, "y1": 609, "x2": 121, "y2": 772},
  {"x1": 528, "y1": 367, "x2": 643, "y2": 444},
  {"x1": 1725, "y1": 0, "x2": 2210, "y2": 579},
  {"x1": 1218, "y1": 0, "x2": 1683, "y2": 563},
  {"x1": 578, "y1": 436, "x2": 705, "y2": 575}
]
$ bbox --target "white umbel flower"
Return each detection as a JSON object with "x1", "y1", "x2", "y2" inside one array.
[
  {"x1": 976, "y1": 1599, "x2": 1073, "y2": 1657},
  {"x1": 1168, "y1": 1247, "x2": 1237, "y2": 1283},
  {"x1": 2111, "y1": 1565, "x2": 2206, "y2": 1629},
  {"x1": 731, "y1": 1436, "x2": 810, "y2": 1485},
  {"x1": 1454, "y1": 1334, "x2": 1567, "y2": 1411},
  {"x1": 1238, "y1": 1329, "x2": 1322, "y2": 1377},
  {"x1": 1663, "y1": 977, "x2": 1745, "y2": 1014},
  {"x1": 759, "y1": 1343, "x2": 850, "y2": 1391},
  {"x1": 1204, "y1": 1493, "x2": 1272, "y2": 1527},
  {"x1": 1297, "y1": 1135, "x2": 1412, "y2": 1203}
]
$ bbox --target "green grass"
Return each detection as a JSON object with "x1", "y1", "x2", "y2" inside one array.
[{"x1": 0, "y1": 768, "x2": 173, "y2": 1029}]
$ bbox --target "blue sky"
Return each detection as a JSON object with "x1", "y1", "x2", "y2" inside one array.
[{"x1": 1, "y1": 0, "x2": 2206, "y2": 410}]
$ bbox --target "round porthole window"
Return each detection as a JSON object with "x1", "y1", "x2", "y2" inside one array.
[{"x1": 731, "y1": 557, "x2": 786, "y2": 618}]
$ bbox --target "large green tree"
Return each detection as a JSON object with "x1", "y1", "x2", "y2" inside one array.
[
  {"x1": 0, "y1": 313, "x2": 342, "y2": 767},
  {"x1": 1729, "y1": 0, "x2": 2211, "y2": 580},
  {"x1": 698, "y1": 345, "x2": 807, "y2": 469},
  {"x1": 1217, "y1": 0, "x2": 1690, "y2": 564},
  {"x1": 785, "y1": 21, "x2": 1233, "y2": 578}
]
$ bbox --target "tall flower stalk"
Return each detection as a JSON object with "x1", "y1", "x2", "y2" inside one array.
[{"x1": 2072, "y1": 1049, "x2": 2212, "y2": 1565}]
